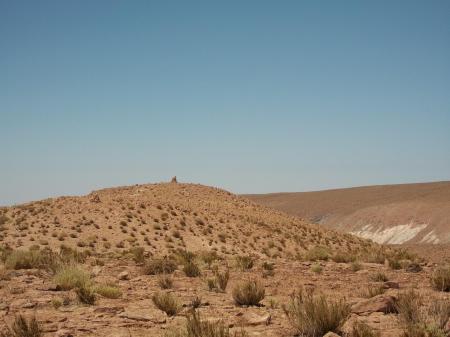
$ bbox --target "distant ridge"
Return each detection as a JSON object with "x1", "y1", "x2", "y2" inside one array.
[{"x1": 245, "y1": 181, "x2": 450, "y2": 244}]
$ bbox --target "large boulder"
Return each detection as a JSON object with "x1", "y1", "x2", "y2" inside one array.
[{"x1": 351, "y1": 295, "x2": 397, "y2": 315}]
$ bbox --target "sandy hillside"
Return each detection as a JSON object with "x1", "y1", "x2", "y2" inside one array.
[
  {"x1": 0, "y1": 182, "x2": 375, "y2": 257},
  {"x1": 0, "y1": 182, "x2": 448, "y2": 337},
  {"x1": 245, "y1": 181, "x2": 450, "y2": 245}
]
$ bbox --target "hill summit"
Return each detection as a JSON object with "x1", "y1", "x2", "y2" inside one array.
[{"x1": 0, "y1": 182, "x2": 375, "y2": 258}]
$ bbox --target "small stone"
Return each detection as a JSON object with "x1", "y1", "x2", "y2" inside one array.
[
  {"x1": 323, "y1": 332, "x2": 341, "y2": 337},
  {"x1": 22, "y1": 301, "x2": 37, "y2": 309},
  {"x1": 54, "y1": 329, "x2": 74, "y2": 337},
  {"x1": 406, "y1": 263, "x2": 422, "y2": 273},
  {"x1": 383, "y1": 281, "x2": 400, "y2": 289},
  {"x1": 240, "y1": 312, "x2": 271, "y2": 326},
  {"x1": 118, "y1": 271, "x2": 129, "y2": 280},
  {"x1": 92, "y1": 266, "x2": 102, "y2": 277}
]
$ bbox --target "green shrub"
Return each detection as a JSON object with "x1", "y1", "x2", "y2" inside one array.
[
  {"x1": 232, "y1": 280, "x2": 265, "y2": 306},
  {"x1": 152, "y1": 292, "x2": 181, "y2": 316},
  {"x1": 283, "y1": 290, "x2": 350, "y2": 337}
]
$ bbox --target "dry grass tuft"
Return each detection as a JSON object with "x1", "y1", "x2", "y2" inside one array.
[
  {"x1": 431, "y1": 267, "x2": 450, "y2": 292},
  {"x1": 144, "y1": 257, "x2": 177, "y2": 275},
  {"x1": 152, "y1": 292, "x2": 181, "y2": 316},
  {"x1": 1, "y1": 315, "x2": 42, "y2": 337},
  {"x1": 282, "y1": 289, "x2": 350, "y2": 337},
  {"x1": 53, "y1": 265, "x2": 90, "y2": 290},
  {"x1": 232, "y1": 280, "x2": 265, "y2": 306}
]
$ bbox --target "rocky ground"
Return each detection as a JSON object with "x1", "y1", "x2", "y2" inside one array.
[{"x1": 0, "y1": 182, "x2": 448, "y2": 337}]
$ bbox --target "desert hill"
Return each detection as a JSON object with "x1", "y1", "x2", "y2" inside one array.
[
  {"x1": 0, "y1": 182, "x2": 448, "y2": 337},
  {"x1": 245, "y1": 181, "x2": 450, "y2": 245},
  {"x1": 0, "y1": 182, "x2": 376, "y2": 259}
]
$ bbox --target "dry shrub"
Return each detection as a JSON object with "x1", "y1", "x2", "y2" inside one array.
[
  {"x1": 144, "y1": 257, "x2": 177, "y2": 275},
  {"x1": 396, "y1": 289, "x2": 423, "y2": 324},
  {"x1": 369, "y1": 272, "x2": 388, "y2": 282},
  {"x1": 94, "y1": 283, "x2": 122, "y2": 299},
  {"x1": 164, "y1": 309, "x2": 248, "y2": 337},
  {"x1": 1, "y1": 315, "x2": 42, "y2": 337},
  {"x1": 304, "y1": 246, "x2": 330, "y2": 262},
  {"x1": 332, "y1": 251, "x2": 356, "y2": 263},
  {"x1": 282, "y1": 289, "x2": 350, "y2": 337},
  {"x1": 152, "y1": 292, "x2": 181, "y2": 316},
  {"x1": 3, "y1": 249, "x2": 57, "y2": 271},
  {"x1": 235, "y1": 255, "x2": 253, "y2": 271},
  {"x1": 130, "y1": 247, "x2": 145, "y2": 263},
  {"x1": 232, "y1": 280, "x2": 265, "y2": 306},
  {"x1": 431, "y1": 267, "x2": 450, "y2": 292},
  {"x1": 396, "y1": 289, "x2": 450, "y2": 337},
  {"x1": 363, "y1": 285, "x2": 386, "y2": 298},
  {"x1": 158, "y1": 275, "x2": 174, "y2": 289},
  {"x1": 183, "y1": 261, "x2": 201, "y2": 277},
  {"x1": 53, "y1": 265, "x2": 90, "y2": 290},
  {"x1": 76, "y1": 284, "x2": 96, "y2": 305}
]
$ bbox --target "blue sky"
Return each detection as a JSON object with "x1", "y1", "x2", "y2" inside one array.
[{"x1": 1, "y1": 1, "x2": 449, "y2": 205}]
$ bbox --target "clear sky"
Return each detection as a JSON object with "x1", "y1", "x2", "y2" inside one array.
[{"x1": 1, "y1": 1, "x2": 449, "y2": 205}]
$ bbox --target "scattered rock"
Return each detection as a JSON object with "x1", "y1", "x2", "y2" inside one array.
[
  {"x1": 383, "y1": 281, "x2": 400, "y2": 289},
  {"x1": 90, "y1": 194, "x2": 101, "y2": 203},
  {"x1": 406, "y1": 263, "x2": 422, "y2": 273},
  {"x1": 118, "y1": 271, "x2": 129, "y2": 280},
  {"x1": 92, "y1": 266, "x2": 102, "y2": 277},
  {"x1": 351, "y1": 295, "x2": 397, "y2": 314},
  {"x1": 54, "y1": 329, "x2": 74, "y2": 337},
  {"x1": 240, "y1": 312, "x2": 271, "y2": 326},
  {"x1": 323, "y1": 332, "x2": 341, "y2": 337}
]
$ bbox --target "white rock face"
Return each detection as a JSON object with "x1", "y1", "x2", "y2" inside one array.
[
  {"x1": 420, "y1": 230, "x2": 440, "y2": 244},
  {"x1": 350, "y1": 223, "x2": 428, "y2": 244}
]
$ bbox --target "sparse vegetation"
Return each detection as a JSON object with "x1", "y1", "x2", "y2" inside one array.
[
  {"x1": 164, "y1": 309, "x2": 248, "y2": 337},
  {"x1": 232, "y1": 280, "x2": 265, "y2": 306},
  {"x1": 94, "y1": 283, "x2": 122, "y2": 299},
  {"x1": 369, "y1": 272, "x2": 388, "y2": 282},
  {"x1": 282, "y1": 289, "x2": 350, "y2": 337},
  {"x1": 158, "y1": 274, "x2": 174, "y2": 289},
  {"x1": 144, "y1": 257, "x2": 177, "y2": 275},
  {"x1": 53, "y1": 265, "x2": 90, "y2": 290},
  {"x1": 304, "y1": 246, "x2": 330, "y2": 262},
  {"x1": 152, "y1": 292, "x2": 181, "y2": 316},
  {"x1": 235, "y1": 255, "x2": 253, "y2": 271},
  {"x1": 183, "y1": 260, "x2": 201, "y2": 277},
  {"x1": 1, "y1": 315, "x2": 42, "y2": 337},
  {"x1": 431, "y1": 267, "x2": 450, "y2": 292}
]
